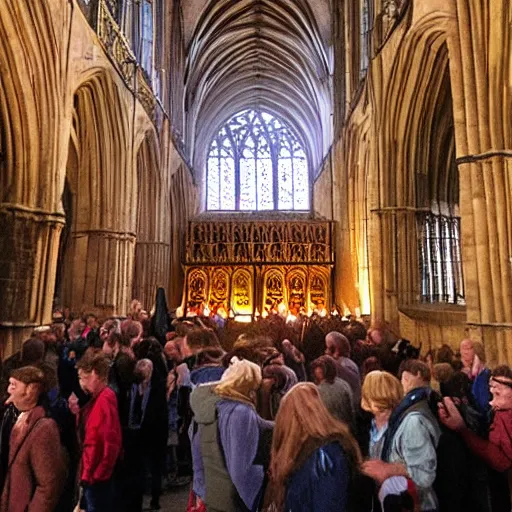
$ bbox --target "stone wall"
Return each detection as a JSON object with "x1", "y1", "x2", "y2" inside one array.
[
  {"x1": 317, "y1": 0, "x2": 512, "y2": 364},
  {"x1": 0, "y1": 0, "x2": 198, "y2": 356}
]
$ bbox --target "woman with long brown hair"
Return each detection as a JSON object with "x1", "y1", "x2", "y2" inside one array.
[{"x1": 266, "y1": 382, "x2": 362, "y2": 511}]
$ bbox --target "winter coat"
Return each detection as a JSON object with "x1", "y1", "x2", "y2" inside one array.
[
  {"x1": 285, "y1": 441, "x2": 350, "y2": 512},
  {"x1": 0, "y1": 406, "x2": 66, "y2": 512},
  {"x1": 190, "y1": 385, "x2": 273, "y2": 511},
  {"x1": 382, "y1": 389, "x2": 441, "y2": 511},
  {"x1": 79, "y1": 386, "x2": 122, "y2": 484}
]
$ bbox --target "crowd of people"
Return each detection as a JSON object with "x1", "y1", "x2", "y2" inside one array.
[{"x1": 0, "y1": 287, "x2": 510, "y2": 512}]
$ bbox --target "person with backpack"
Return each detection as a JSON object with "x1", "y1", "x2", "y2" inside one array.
[
  {"x1": 0, "y1": 366, "x2": 66, "y2": 512},
  {"x1": 363, "y1": 360, "x2": 441, "y2": 512}
]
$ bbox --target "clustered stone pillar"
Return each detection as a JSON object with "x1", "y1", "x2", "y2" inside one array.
[{"x1": 449, "y1": 0, "x2": 512, "y2": 365}]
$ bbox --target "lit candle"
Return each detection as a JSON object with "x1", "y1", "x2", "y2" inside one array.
[{"x1": 286, "y1": 313, "x2": 297, "y2": 324}]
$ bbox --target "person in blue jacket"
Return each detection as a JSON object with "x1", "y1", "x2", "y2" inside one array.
[{"x1": 265, "y1": 382, "x2": 362, "y2": 512}]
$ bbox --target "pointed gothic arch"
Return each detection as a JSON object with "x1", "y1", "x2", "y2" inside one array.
[{"x1": 59, "y1": 72, "x2": 135, "y2": 316}]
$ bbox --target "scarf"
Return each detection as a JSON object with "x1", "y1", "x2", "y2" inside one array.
[{"x1": 381, "y1": 387, "x2": 430, "y2": 462}]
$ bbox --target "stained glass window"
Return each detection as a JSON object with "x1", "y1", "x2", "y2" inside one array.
[
  {"x1": 417, "y1": 213, "x2": 465, "y2": 304},
  {"x1": 206, "y1": 110, "x2": 310, "y2": 211}
]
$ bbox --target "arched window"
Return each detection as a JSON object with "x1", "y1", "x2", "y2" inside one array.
[
  {"x1": 140, "y1": 0, "x2": 154, "y2": 77},
  {"x1": 360, "y1": 0, "x2": 370, "y2": 78},
  {"x1": 206, "y1": 110, "x2": 309, "y2": 211}
]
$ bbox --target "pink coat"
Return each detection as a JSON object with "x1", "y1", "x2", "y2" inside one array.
[{"x1": 0, "y1": 406, "x2": 66, "y2": 512}]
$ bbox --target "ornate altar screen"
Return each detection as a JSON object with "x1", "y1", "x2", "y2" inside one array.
[{"x1": 183, "y1": 215, "x2": 334, "y2": 318}]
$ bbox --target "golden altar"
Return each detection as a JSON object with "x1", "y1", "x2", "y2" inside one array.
[{"x1": 183, "y1": 214, "x2": 335, "y2": 318}]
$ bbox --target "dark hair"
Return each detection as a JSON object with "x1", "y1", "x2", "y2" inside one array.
[
  {"x1": 107, "y1": 331, "x2": 130, "y2": 349},
  {"x1": 395, "y1": 339, "x2": 420, "y2": 361},
  {"x1": 21, "y1": 338, "x2": 45, "y2": 364},
  {"x1": 175, "y1": 321, "x2": 195, "y2": 338},
  {"x1": 86, "y1": 330, "x2": 103, "y2": 349},
  {"x1": 437, "y1": 344, "x2": 455, "y2": 364},
  {"x1": 195, "y1": 347, "x2": 224, "y2": 367},
  {"x1": 76, "y1": 352, "x2": 110, "y2": 380},
  {"x1": 361, "y1": 356, "x2": 382, "y2": 380},
  {"x1": 399, "y1": 359, "x2": 431, "y2": 382},
  {"x1": 440, "y1": 371, "x2": 472, "y2": 399},
  {"x1": 120, "y1": 319, "x2": 142, "y2": 341},
  {"x1": 186, "y1": 328, "x2": 220, "y2": 351},
  {"x1": 492, "y1": 365, "x2": 512, "y2": 380},
  {"x1": 310, "y1": 355, "x2": 338, "y2": 384},
  {"x1": 326, "y1": 331, "x2": 351, "y2": 358}
]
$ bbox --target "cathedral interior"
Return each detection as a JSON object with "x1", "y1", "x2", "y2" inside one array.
[{"x1": 0, "y1": 0, "x2": 511, "y2": 365}]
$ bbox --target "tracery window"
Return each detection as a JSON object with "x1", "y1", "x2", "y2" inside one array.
[
  {"x1": 207, "y1": 110, "x2": 309, "y2": 211},
  {"x1": 417, "y1": 213, "x2": 465, "y2": 304}
]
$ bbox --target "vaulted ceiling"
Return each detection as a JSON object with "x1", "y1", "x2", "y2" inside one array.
[{"x1": 183, "y1": 0, "x2": 333, "y2": 176}]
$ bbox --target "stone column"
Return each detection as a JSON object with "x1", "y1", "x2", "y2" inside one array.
[
  {"x1": 62, "y1": 229, "x2": 136, "y2": 319},
  {"x1": 132, "y1": 241, "x2": 171, "y2": 309},
  {"x1": 0, "y1": 206, "x2": 64, "y2": 357},
  {"x1": 448, "y1": 0, "x2": 512, "y2": 364}
]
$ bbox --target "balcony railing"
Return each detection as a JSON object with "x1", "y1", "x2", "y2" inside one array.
[{"x1": 77, "y1": 0, "x2": 159, "y2": 123}]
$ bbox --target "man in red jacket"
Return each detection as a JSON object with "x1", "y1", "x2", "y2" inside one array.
[{"x1": 76, "y1": 352, "x2": 122, "y2": 512}]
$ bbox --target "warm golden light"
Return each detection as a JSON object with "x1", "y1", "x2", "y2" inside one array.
[
  {"x1": 286, "y1": 313, "x2": 297, "y2": 324},
  {"x1": 235, "y1": 315, "x2": 252, "y2": 323}
]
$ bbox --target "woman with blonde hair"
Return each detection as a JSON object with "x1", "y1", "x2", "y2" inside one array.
[
  {"x1": 266, "y1": 382, "x2": 362, "y2": 512},
  {"x1": 190, "y1": 357, "x2": 274, "y2": 512},
  {"x1": 361, "y1": 370, "x2": 403, "y2": 459}
]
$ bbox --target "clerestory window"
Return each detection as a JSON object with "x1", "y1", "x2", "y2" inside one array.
[{"x1": 206, "y1": 110, "x2": 309, "y2": 211}]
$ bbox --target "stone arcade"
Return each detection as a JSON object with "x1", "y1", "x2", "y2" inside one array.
[{"x1": 0, "y1": 0, "x2": 511, "y2": 365}]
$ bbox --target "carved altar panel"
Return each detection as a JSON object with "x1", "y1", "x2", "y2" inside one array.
[
  {"x1": 309, "y1": 269, "x2": 329, "y2": 309},
  {"x1": 231, "y1": 268, "x2": 253, "y2": 316},
  {"x1": 210, "y1": 268, "x2": 230, "y2": 310},
  {"x1": 286, "y1": 268, "x2": 307, "y2": 314},
  {"x1": 187, "y1": 268, "x2": 208, "y2": 308},
  {"x1": 263, "y1": 268, "x2": 285, "y2": 311},
  {"x1": 186, "y1": 219, "x2": 333, "y2": 265}
]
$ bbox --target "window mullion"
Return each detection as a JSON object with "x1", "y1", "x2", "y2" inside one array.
[{"x1": 235, "y1": 149, "x2": 241, "y2": 210}]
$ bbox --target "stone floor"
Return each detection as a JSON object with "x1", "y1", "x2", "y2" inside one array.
[{"x1": 142, "y1": 481, "x2": 191, "y2": 511}]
